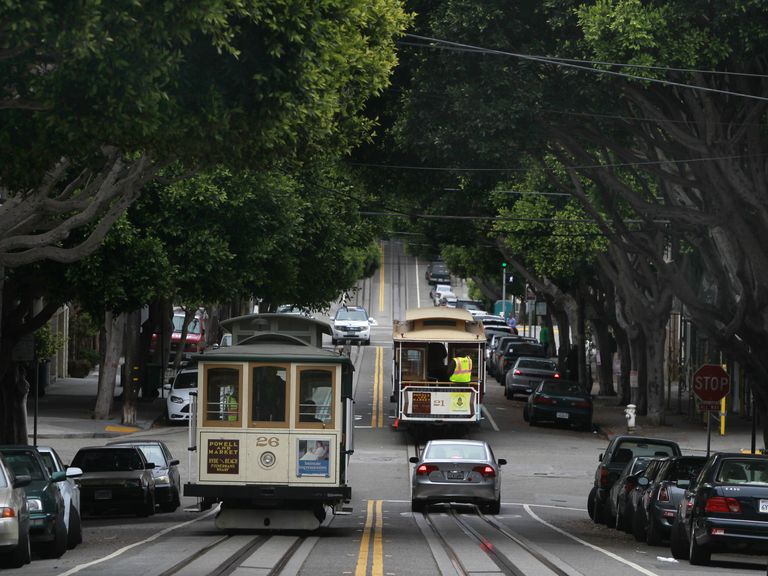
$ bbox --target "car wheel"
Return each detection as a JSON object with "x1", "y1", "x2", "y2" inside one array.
[
  {"x1": 411, "y1": 499, "x2": 425, "y2": 513},
  {"x1": 646, "y1": 514, "x2": 663, "y2": 546},
  {"x1": 138, "y1": 491, "x2": 156, "y2": 517},
  {"x1": 522, "y1": 405, "x2": 529, "y2": 422},
  {"x1": 605, "y1": 499, "x2": 617, "y2": 528},
  {"x1": 38, "y1": 514, "x2": 67, "y2": 559},
  {"x1": 688, "y1": 527, "x2": 711, "y2": 565},
  {"x1": 485, "y1": 495, "x2": 501, "y2": 515},
  {"x1": 587, "y1": 487, "x2": 596, "y2": 520},
  {"x1": 67, "y1": 506, "x2": 83, "y2": 549},
  {"x1": 160, "y1": 488, "x2": 180, "y2": 513},
  {"x1": 593, "y1": 497, "x2": 607, "y2": 524},
  {"x1": 631, "y1": 506, "x2": 646, "y2": 542},
  {"x1": 528, "y1": 410, "x2": 537, "y2": 426},
  {"x1": 2, "y1": 521, "x2": 31, "y2": 568},
  {"x1": 669, "y1": 519, "x2": 689, "y2": 560}
]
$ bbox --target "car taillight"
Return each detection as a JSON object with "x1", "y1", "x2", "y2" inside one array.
[
  {"x1": 599, "y1": 468, "x2": 610, "y2": 488},
  {"x1": 473, "y1": 465, "x2": 496, "y2": 478},
  {"x1": 658, "y1": 486, "x2": 670, "y2": 502},
  {"x1": 416, "y1": 464, "x2": 438, "y2": 476},
  {"x1": 705, "y1": 496, "x2": 742, "y2": 513},
  {"x1": 1, "y1": 507, "x2": 16, "y2": 518},
  {"x1": 514, "y1": 369, "x2": 522, "y2": 375},
  {"x1": 553, "y1": 373, "x2": 560, "y2": 378},
  {"x1": 534, "y1": 395, "x2": 556, "y2": 405}
]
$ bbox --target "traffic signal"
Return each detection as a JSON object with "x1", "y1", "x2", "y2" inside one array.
[{"x1": 502, "y1": 262, "x2": 507, "y2": 268}]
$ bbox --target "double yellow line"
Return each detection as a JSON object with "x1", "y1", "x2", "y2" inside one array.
[
  {"x1": 355, "y1": 499, "x2": 384, "y2": 576},
  {"x1": 371, "y1": 346, "x2": 384, "y2": 428}
]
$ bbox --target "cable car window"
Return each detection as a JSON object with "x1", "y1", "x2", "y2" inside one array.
[
  {"x1": 297, "y1": 368, "x2": 335, "y2": 428},
  {"x1": 250, "y1": 365, "x2": 289, "y2": 427},
  {"x1": 402, "y1": 347, "x2": 425, "y2": 381},
  {"x1": 204, "y1": 365, "x2": 242, "y2": 426}
]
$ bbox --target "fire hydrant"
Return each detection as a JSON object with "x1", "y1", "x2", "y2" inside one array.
[{"x1": 624, "y1": 404, "x2": 637, "y2": 433}]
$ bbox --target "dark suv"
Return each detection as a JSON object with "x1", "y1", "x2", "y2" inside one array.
[
  {"x1": 426, "y1": 262, "x2": 451, "y2": 285},
  {"x1": 588, "y1": 435, "x2": 681, "y2": 524}
]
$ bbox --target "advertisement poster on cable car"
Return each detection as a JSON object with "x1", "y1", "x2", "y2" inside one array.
[{"x1": 297, "y1": 439, "x2": 330, "y2": 477}]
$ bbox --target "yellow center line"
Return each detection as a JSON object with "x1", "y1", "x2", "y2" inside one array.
[
  {"x1": 355, "y1": 500, "x2": 375, "y2": 576},
  {"x1": 378, "y1": 242, "x2": 385, "y2": 313},
  {"x1": 373, "y1": 499, "x2": 384, "y2": 576}
]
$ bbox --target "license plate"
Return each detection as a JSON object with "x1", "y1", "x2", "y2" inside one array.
[
  {"x1": 759, "y1": 500, "x2": 768, "y2": 513},
  {"x1": 556, "y1": 412, "x2": 569, "y2": 419},
  {"x1": 446, "y1": 471, "x2": 464, "y2": 480},
  {"x1": 94, "y1": 489, "x2": 112, "y2": 500}
]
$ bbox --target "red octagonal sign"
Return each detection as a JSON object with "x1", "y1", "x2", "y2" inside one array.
[{"x1": 692, "y1": 364, "x2": 730, "y2": 402}]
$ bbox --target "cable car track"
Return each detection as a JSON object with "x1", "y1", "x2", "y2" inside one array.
[{"x1": 420, "y1": 506, "x2": 576, "y2": 576}]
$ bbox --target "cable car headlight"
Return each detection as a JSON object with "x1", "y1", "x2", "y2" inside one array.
[{"x1": 260, "y1": 451, "x2": 276, "y2": 468}]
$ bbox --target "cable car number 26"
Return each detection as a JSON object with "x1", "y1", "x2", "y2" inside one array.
[{"x1": 255, "y1": 437, "x2": 280, "y2": 447}]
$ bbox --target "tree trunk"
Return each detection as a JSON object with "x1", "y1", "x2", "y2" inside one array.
[
  {"x1": 94, "y1": 311, "x2": 125, "y2": 419},
  {"x1": 0, "y1": 364, "x2": 30, "y2": 444},
  {"x1": 592, "y1": 320, "x2": 617, "y2": 396},
  {"x1": 630, "y1": 332, "x2": 647, "y2": 414},
  {"x1": 543, "y1": 302, "x2": 556, "y2": 357},
  {"x1": 616, "y1": 329, "x2": 632, "y2": 405},
  {"x1": 122, "y1": 310, "x2": 142, "y2": 425},
  {"x1": 645, "y1": 325, "x2": 667, "y2": 425},
  {"x1": 172, "y1": 308, "x2": 196, "y2": 374},
  {"x1": 554, "y1": 308, "x2": 570, "y2": 373}
]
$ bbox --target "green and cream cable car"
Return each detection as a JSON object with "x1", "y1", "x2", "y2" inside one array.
[{"x1": 184, "y1": 314, "x2": 354, "y2": 530}]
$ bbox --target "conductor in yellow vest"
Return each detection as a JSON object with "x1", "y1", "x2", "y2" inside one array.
[
  {"x1": 448, "y1": 356, "x2": 473, "y2": 383},
  {"x1": 225, "y1": 389, "x2": 239, "y2": 421}
]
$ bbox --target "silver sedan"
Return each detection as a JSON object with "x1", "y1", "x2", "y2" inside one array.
[{"x1": 409, "y1": 439, "x2": 505, "y2": 514}]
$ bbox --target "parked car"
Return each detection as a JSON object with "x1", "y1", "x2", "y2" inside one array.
[
  {"x1": 488, "y1": 336, "x2": 525, "y2": 378},
  {"x1": 670, "y1": 452, "x2": 768, "y2": 565},
  {"x1": 632, "y1": 455, "x2": 707, "y2": 545},
  {"x1": 165, "y1": 366, "x2": 198, "y2": 424},
  {"x1": 438, "y1": 294, "x2": 458, "y2": 307},
  {"x1": 504, "y1": 356, "x2": 558, "y2": 399},
  {"x1": 36, "y1": 446, "x2": 83, "y2": 549},
  {"x1": 429, "y1": 283, "x2": 452, "y2": 303},
  {"x1": 628, "y1": 457, "x2": 669, "y2": 541},
  {"x1": 588, "y1": 435, "x2": 681, "y2": 525},
  {"x1": 0, "y1": 453, "x2": 31, "y2": 568},
  {"x1": 496, "y1": 341, "x2": 547, "y2": 383},
  {"x1": 409, "y1": 439, "x2": 506, "y2": 514},
  {"x1": 607, "y1": 456, "x2": 653, "y2": 532},
  {"x1": 72, "y1": 446, "x2": 156, "y2": 517},
  {"x1": 522, "y1": 379, "x2": 592, "y2": 431},
  {"x1": 107, "y1": 440, "x2": 181, "y2": 513},
  {"x1": 331, "y1": 306, "x2": 373, "y2": 345},
  {"x1": 455, "y1": 299, "x2": 485, "y2": 314},
  {"x1": 0, "y1": 445, "x2": 68, "y2": 559},
  {"x1": 275, "y1": 304, "x2": 313, "y2": 317}
]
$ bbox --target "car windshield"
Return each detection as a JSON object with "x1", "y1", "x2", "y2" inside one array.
[
  {"x1": 716, "y1": 459, "x2": 768, "y2": 485},
  {"x1": 540, "y1": 381, "x2": 582, "y2": 395},
  {"x1": 172, "y1": 315, "x2": 202, "y2": 334},
  {"x1": 73, "y1": 449, "x2": 144, "y2": 472},
  {"x1": 615, "y1": 441, "x2": 676, "y2": 460},
  {"x1": 3, "y1": 452, "x2": 46, "y2": 480},
  {"x1": 518, "y1": 359, "x2": 556, "y2": 370},
  {"x1": 336, "y1": 309, "x2": 367, "y2": 321},
  {"x1": 174, "y1": 371, "x2": 198, "y2": 390},
  {"x1": 425, "y1": 443, "x2": 487, "y2": 460}
]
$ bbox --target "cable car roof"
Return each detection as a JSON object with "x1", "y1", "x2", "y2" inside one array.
[
  {"x1": 220, "y1": 313, "x2": 331, "y2": 348},
  {"x1": 194, "y1": 332, "x2": 351, "y2": 365},
  {"x1": 393, "y1": 307, "x2": 485, "y2": 342}
]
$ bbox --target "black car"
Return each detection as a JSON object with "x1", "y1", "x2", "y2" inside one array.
[
  {"x1": 606, "y1": 456, "x2": 652, "y2": 532},
  {"x1": 496, "y1": 341, "x2": 546, "y2": 383},
  {"x1": 426, "y1": 261, "x2": 451, "y2": 285},
  {"x1": 588, "y1": 436, "x2": 681, "y2": 525},
  {"x1": 522, "y1": 379, "x2": 592, "y2": 431},
  {"x1": 632, "y1": 455, "x2": 706, "y2": 545},
  {"x1": 0, "y1": 445, "x2": 68, "y2": 559},
  {"x1": 670, "y1": 452, "x2": 768, "y2": 565},
  {"x1": 107, "y1": 440, "x2": 181, "y2": 512},
  {"x1": 72, "y1": 446, "x2": 156, "y2": 517},
  {"x1": 627, "y1": 457, "x2": 667, "y2": 538}
]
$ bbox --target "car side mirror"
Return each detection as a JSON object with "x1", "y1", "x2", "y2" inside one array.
[
  {"x1": 50, "y1": 471, "x2": 68, "y2": 483},
  {"x1": 369, "y1": 318, "x2": 378, "y2": 326},
  {"x1": 66, "y1": 467, "x2": 83, "y2": 479},
  {"x1": 13, "y1": 474, "x2": 31, "y2": 488},
  {"x1": 637, "y1": 476, "x2": 649, "y2": 486},
  {"x1": 498, "y1": 459, "x2": 507, "y2": 466},
  {"x1": 146, "y1": 462, "x2": 156, "y2": 470},
  {"x1": 598, "y1": 453, "x2": 603, "y2": 462},
  {"x1": 169, "y1": 459, "x2": 180, "y2": 467},
  {"x1": 409, "y1": 456, "x2": 420, "y2": 464}
]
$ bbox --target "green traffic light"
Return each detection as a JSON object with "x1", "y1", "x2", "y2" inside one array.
[{"x1": 502, "y1": 262, "x2": 507, "y2": 268}]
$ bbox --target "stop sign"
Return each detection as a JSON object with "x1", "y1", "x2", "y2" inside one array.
[{"x1": 692, "y1": 364, "x2": 730, "y2": 402}]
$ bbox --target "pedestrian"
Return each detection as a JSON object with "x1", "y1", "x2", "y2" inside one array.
[{"x1": 225, "y1": 388, "x2": 239, "y2": 422}]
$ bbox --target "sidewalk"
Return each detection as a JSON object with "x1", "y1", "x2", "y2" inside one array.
[
  {"x1": 27, "y1": 371, "x2": 165, "y2": 440},
  {"x1": 591, "y1": 394, "x2": 762, "y2": 454}
]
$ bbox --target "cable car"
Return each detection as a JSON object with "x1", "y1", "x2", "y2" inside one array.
[
  {"x1": 184, "y1": 313, "x2": 354, "y2": 530},
  {"x1": 390, "y1": 307, "x2": 486, "y2": 432}
]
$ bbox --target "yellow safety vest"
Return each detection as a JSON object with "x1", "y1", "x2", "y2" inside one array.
[
  {"x1": 449, "y1": 356, "x2": 472, "y2": 383},
  {"x1": 226, "y1": 395, "x2": 238, "y2": 421}
]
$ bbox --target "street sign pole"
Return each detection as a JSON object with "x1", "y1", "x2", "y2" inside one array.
[
  {"x1": 707, "y1": 412, "x2": 711, "y2": 457},
  {"x1": 501, "y1": 263, "x2": 507, "y2": 319}
]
